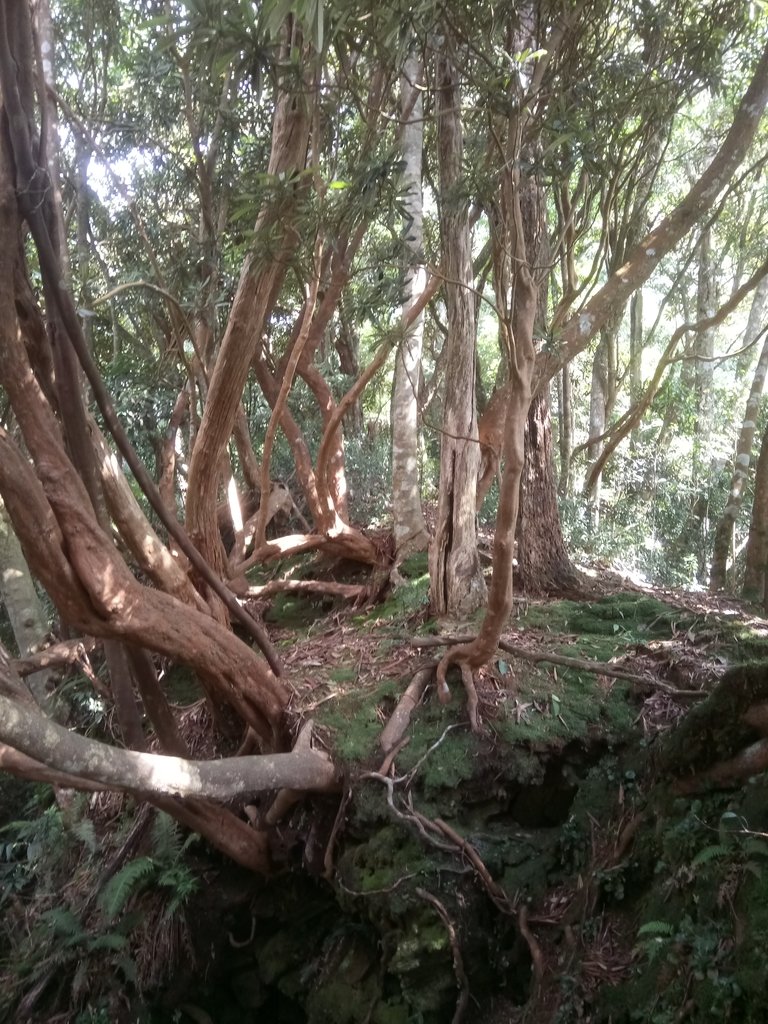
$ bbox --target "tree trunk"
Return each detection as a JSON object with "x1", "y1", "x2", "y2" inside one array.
[
  {"x1": 186, "y1": 25, "x2": 312, "y2": 578},
  {"x1": 517, "y1": 392, "x2": 580, "y2": 594},
  {"x1": 742, "y1": 419, "x2": 768, "y2": 605},
  {"x1": 557, "y1": 366, "x2": 573, "y2": 496},
  {"x1": 391, "y1": 52, "x2": 429, "y2": 558},
  {"x1": 585, "y1": 317, "x2": 620, "y2": 528},
  {"x1": 429, "y1": 38, "x2": 485, "y2": 618},
  {"x1": 710, "y1": 297, "x2": 768, "y2": 591},
  {"x1": 629, "y1": 290, "x2": 643, "y2": 447},
  {"x1": 0, "y1": 498, "x2": 55, "y2": 705}
]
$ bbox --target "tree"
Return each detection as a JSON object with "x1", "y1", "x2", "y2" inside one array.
[{"x1": 391, "y1": 52, "x2": 430, "y2": 559}]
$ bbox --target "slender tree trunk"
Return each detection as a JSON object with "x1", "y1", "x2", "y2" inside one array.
[
  {"x1": 743, "y1": 420, "x2": 768, "y2": 605},
  {"x1": 186, "y1": 26, "x2": 312, "y2": 579},
  {"x1": 629, "y1": 290, "x2": 643, "y2": 447},
  {"x1": 558, "y1": 366, "x2": 573, "y2": 496},
  {"x1": 391, "y1": 53, "x2": 429, "y2": 558},
  {"x1": 585, "y1": 319, "x2": 620, "y2": 529},
  {"x1": 736, "y1": 275, "x2": 768, "y2": 377},
  {"x1": 429, "y1": 39, "x2": 485, "y2": 618},
  {"x1": 712, "y1": 316, "x2": 768, "y2": 591},
  {"x1": 0, "y1": 498, "x2": 54, "y2": 705}
]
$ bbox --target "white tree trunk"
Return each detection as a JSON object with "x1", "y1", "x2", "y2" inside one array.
[{"x1": 391, "y1": 53, "x2": 429, "y2": 558}]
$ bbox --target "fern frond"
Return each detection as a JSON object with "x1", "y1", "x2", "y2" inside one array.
[
  {"x1": 40, "y1": 907, "x2": 85, "y2": 940},
  {"x1": 88, "y1": 932, "x2": 129, "y2": 952},
  {"x1": 70, "y1": 819, "x2": 99, "y2": 856},
  {"x1": 98, "y1": 857, "x2": 155, "y2": 921},
  {"x1": 636, "y1": 920, "x2": 674, "y2": 938},
  {"x1": 691, "y1": 843, "x2": 731, "y2": 867},
  {"x1": 150, "y1": 812, "x2": 183, "y2": 864},
  {"x1": 743, "y1": 838, "x2": 768, "y2": 858}
]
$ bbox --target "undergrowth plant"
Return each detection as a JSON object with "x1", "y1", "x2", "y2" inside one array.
[{"x1": 0, "y1": 804, "x2": 200, "y2": 1019}]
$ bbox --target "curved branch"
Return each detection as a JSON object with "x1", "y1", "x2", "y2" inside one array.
[{"x1": 0, "y1": 682, "x2": 338, "y2": 801}]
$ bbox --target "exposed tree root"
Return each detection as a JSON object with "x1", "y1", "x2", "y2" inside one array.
[
  {"x1": 379, "y1": 664, "x2": 433, "y2": 753},
  {"x1": 673, "y1": 738, "x2": 768, "y2": 795},
  {"x1": 414, "y1": 633, "x2": 706, "y2": 699},
  {"x1": 233, "y1": 578, "x2": 368, "y2": 602},
  {"x1": 416, "y1": 887, "x2": 470, "y2": 1024},
  {"x1": 377, "y1": 736, "x2": 411, "y2": 777},
  {"x1": 518, "y1": 903, "x2": 545, "y2": 992}
]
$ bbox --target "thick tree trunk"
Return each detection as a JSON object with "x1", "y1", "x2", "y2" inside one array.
[
  {"x1": 391, "y1": 53, "x2": 429, "y2": 558},
  {"x1": 429, "y1": 39, "x2": 485, "y2": 618},
  {"x1": 517, "y1": 392, "x2": 580, "y2": 594},
  {"x1": 186, "y1": 27, "x2": 311, "y2": 577}
]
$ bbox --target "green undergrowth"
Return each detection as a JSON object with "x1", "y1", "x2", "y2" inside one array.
[
  {"x1": 517, "y1": 593, "x2": 693, "y2": 644},
  {"x1": 596, "y1": 780, "x2": 768, "y2": 1023}
]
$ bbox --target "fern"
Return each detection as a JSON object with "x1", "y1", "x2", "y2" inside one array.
[
  {"x1": 87, "y1": 932, "x2": 129, "y2": 952},
  {"x1": 98, "y1": 857, "x2": 155, "y2": 921},
  {"x1": 637, "y1": 920, "x2": 675, "y2": 938},
  {"x1": 743, "y1": 838, "x2": 768, "y2": 858},
  {"x1": 150, "y1": 812, "x2": 183, "y2": 864},
  {"x1": 70, "y1": 819, "x2": 99, "y2": 856},
  {"x1": 691, "y1": 843, "x2": 731, "y2": 868},
  {"x1": 40, "y1": 907, "x2": 86, "y2": 940}
]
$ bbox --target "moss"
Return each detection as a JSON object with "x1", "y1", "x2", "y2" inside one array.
[
  {"x1": 492, "y1": 663, "x2": 636, "y2": 749},
  {"x1": 265, "y1": 591, "x2": 331, "y2": 628},
  {"x1": 519, "y1": 594, "x2": 692, "y2": 643},
  {"x1": 352, "y1": 572, "x2": 430, "y2": 626},
  {"x1": 657, "y1": 662, "x2": 768, "y2": 775},
  {"x1": 315, "y1": 678, "x2": 401, "y2": 765}
]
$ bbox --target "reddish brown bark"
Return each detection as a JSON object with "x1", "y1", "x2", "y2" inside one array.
[{"x1": 517, "y1": 393, "x2": 580, "y2": 595}]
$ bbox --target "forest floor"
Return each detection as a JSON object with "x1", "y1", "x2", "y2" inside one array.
[
  {"x1": 4, "y1": 554, "x2": 768, "y2": 1023},
  {"x1": 187, "y1": 551, "x2": 768, "y2": 1024}
]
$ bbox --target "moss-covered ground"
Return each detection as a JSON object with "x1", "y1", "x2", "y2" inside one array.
[
  {"x1": 5, "y1": 569, "x2": 768, "y2": 1023},
  {"x1": 153, "y1": 574, "x2": 768, "y2": 1024}
]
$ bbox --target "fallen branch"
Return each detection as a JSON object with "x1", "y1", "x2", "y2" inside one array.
[
  {"x1": 0, "y1": 679, "x2": 338, "y2": 801},
  {"x1": 379, "y1": 665, "x2": 433, "y2": 753},
  {"x1": 411, "y1": 634, "x2": 706, "y2": 699},
  {"x1": 235, "y1": 579, "x2": 368, "y2": 602}
]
